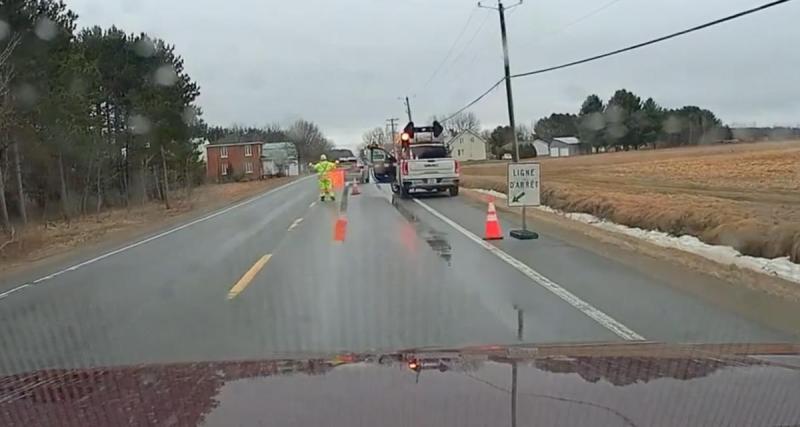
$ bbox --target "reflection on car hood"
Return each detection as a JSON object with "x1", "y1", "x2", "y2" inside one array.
[{"x1": 1, "y1": 342, "x2": 799, "y2": 426}]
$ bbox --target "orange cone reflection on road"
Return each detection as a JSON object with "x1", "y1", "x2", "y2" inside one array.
[
  {"x1": 331, "y1": 169, "x2": 345, "y2": 190},
  {"x1": 484, "y1": 201, "x2": 503, "y2": 240},
  {"x1": 334, "y1": 215, "x2": 348, "y2": 242}
]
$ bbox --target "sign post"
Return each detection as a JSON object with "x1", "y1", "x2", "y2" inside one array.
[{"x1": 507, "y1": 162, "x2": 540, "y2": 240}]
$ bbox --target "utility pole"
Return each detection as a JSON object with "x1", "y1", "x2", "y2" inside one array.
[
  {"x1": 480, "y1": 0, "x2": 537, "y2": 240},
  {"x1": 402, "y1": 96, "x2": 413, "y2": 122},
  {"x1": 386, "y1": 118, "x2": 399, "y2": 145},
  {"x1": 480, "y1": 0, "x2": 522, "y2": 162}
]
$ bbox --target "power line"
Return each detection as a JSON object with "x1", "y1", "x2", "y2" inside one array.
[
  {"x1": 535, "y1": 0, "x2": 626, "y2": 42},
  {"x1": 439, "y1": 11, "x2": 493, "y2": 81},
  {"x1": 512, "y1": 0, "x2": 793, "y2": 78},
  {"x1": 421, "y1": 8, "x2": 479, "y2": 90},
  {"x1": 442, "y1": 0, "x2": 793, "y2": 121},
  {"x1": 442, "y1": 78, "x2": 504, "y2": 122}
]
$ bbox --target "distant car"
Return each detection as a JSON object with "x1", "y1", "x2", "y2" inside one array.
[
  {"x1": 328, "y1": 148, "x2": 365, "y2": 184},
  {"x1": 502, "y1": 153, "x2": 513, "y2": 160}
]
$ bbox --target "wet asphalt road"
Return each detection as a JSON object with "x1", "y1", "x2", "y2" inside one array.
[{"x1": 0, "y1": 177, "x2": 793, "y2": 374}]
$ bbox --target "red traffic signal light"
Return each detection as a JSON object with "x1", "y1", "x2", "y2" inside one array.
[{"x1": 403, "y1": 122, "x2": 414, "y2": 141}]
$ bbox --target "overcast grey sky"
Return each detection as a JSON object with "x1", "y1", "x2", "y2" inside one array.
[{"x1": 70, "y1": 0, "x2": 799, "y2": 148}]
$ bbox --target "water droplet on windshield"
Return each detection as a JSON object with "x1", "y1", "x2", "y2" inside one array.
[
  {"x1": 128, "y1": 114, "x2": 152, "y2": 135},
  {"x1": 14, "y1": 83, "x2": 38, "y2": 107},
  {"x1": 34, "y1": 17, "x2": 58, "y2": 41},
  {"x1": 134, "y1": 37, "x2": 155, "y2": 57},
  {"x1": 605, "y1": 105, "x2": 625, "y2": 123},
  {"x1": 584, "y1": 112, "x2": 605, "y2": 131},
  {"x1": 607, "y1": 123, "x2": 627, "y2": 140},
  {"x1": 69, "y1": 77, "x2": 87, "y2": 95},
  {"x1": 663, "y1": 115, "x2": 683, "y2": 134},
  {"x1": 182, "y1": 106, "x2": 198, "y2": 125},
  {"x1": 154, "y1": 65, "x2": 178, "y2": 86},
  {"x1": 0, "y1": 20, "x2": 9, "y2": 40}
]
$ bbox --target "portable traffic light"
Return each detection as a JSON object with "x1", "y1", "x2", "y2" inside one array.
[
  {"x1": 432, "y1": 121, "x2": 444, "y2": 138},
  {"x1": 402, "y1": 122, "x2": 414, "y2": 142}
]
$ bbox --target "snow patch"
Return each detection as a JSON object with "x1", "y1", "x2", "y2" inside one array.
[{"x1": 469, "y1": 188, "x2": 800, "y2": 285}]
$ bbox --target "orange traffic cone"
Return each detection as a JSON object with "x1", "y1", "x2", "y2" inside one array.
[
  {"x1": 484, "y1": 202, "x2": 503, "y2": 240},
  {"x1": 351, "y1": 179, "x2": 361, "y2": 196},
  {"x1": 334, "y1": 215, "x2": 348, "y2": 242}
]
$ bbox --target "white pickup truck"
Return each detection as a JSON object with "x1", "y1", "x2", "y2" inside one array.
[
  {"x1": 397, "y1": 143, "x2": 460, "y2": 197},
  {"x1": 367, "y1": 121, "x2": 460, "y2": 198}
]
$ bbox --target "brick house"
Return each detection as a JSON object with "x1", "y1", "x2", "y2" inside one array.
[{"x1": 205, "y1": 141, "x2": 263, "y2": 182}]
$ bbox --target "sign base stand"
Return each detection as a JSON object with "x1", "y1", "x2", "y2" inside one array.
[{"x1": 510, "y1": 229, "x2": 538, "y2": 240}]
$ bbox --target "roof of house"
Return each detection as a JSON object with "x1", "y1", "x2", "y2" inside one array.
[
  {"x1": 447, "y1": 129, "x2": 486, "y2": 144},
  {"x1": 206, "y1": 140, "x2": 264, "y2": 147},
  {"x1": 552, "y1": 137, "x2": 581, "y2": 145}
]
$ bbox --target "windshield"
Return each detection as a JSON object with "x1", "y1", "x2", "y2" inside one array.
[
  {"x1": 1, "y1": 0, "x2": 799, "y2": 424},
  {"x1": 411, "y1": 145, "x2": 449, "y2": 159},
  {"x1": 328, "y1": 149, "x2": 355, "y2": 160}
]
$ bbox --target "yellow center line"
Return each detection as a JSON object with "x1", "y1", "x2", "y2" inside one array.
[{"x1": 226, "y1": 254, "x2": 272, "y2": 300}]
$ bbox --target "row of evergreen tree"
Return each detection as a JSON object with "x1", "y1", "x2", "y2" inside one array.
[
  {"x1": 534, "y1": 89, "x2": 729, "y2": 151},
  {"x1": 0, "y1": 1, "x2": 331, "y2": 231}
]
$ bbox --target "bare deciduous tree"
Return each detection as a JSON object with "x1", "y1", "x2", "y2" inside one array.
[
  {"x1": 287, "y1": 119, "x2": 333, "y2": 162},
  {"x1": 361, "y1": 127, "x2": 388, "y2": 147},
  {"x1": 449, "y1": 112, "x2": 480, "y2": 134}
]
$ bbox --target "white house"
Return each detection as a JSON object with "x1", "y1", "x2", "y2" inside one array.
[
  {"x1": 447, "y1": 130, "x2": 487, "y2": 161},
  {"x1": 195, "y1": 138, "x2": 210, "y2": 162}
]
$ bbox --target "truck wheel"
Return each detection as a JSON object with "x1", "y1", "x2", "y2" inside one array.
[{"x1": 449, "y1": 186, "x2": 459, "y2": 197}]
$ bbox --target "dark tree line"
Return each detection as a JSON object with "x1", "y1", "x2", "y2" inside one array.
[
  {"x1": 534, "y1": 89, "x2": 730, "y2": 151},
  {"x1": 0, "y1": 1, "x2": 336, "y2": 236},
  {"x1": 1, "y1": 0, "x2": 205, "y2": 232}
]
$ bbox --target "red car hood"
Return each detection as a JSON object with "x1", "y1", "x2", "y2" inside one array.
[{"x1": 1, "y1": 342, "x2": 799, "y2": 426}]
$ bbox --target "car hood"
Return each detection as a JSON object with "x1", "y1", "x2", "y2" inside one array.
[{"x1": 2, "y1": 342, "x2": 799, "y2": 426}]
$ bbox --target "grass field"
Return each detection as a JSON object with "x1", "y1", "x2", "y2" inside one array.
[{"x1": 462, "y1": 140, "x2": 800, "y2": 263}]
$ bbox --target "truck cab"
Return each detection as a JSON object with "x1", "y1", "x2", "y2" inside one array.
[{"x1": 368, "y1": 121, "x2": 460, "y2": 198}]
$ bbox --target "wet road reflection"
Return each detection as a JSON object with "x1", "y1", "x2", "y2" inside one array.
[
  {"x1": 3, "y1": 343, "x2": 797, "y2": 427},
  {"x1": 392, "y1": 194, "x2": 453, "y2": 263}
]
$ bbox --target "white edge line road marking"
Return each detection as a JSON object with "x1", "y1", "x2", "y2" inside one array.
[
  {"x1": 0, "y1": 284, "x2": 31, "y2": 299},
  {"x1": 288, "y1": 218, "x2": 304, "y2": 231},
  {"x1": 412, "y1": 198, "x2": 645, "y2": 341},
  {"x1": 0, "y1": 176, "x2": 314, "y2": 301}
]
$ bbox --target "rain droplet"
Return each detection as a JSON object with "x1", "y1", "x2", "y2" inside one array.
[
  {"x1": 69, "y1": 77, "x2": 87, "y2": 95},
  {"x1": 606, "y1": 124, "x2": 627, "y2": 140},
  {"x1": 34, "y1": 17, "x2": 58, "y2": 41},
  {"x1": 128, "y1": 114, "x2": 152, "y2": 135},
  {"x1": 134, "y1": 37, "x2": 155, "y2": 57},
  {"x1": 605, "y1": 105, "x2": 625, "y2": 124},
  {"x1": 583, "y1": 112, "x2": 605, "y2": 131},
  {"x1": 182, "y1": 106, "x2": 198, "y2": 125},
  {"x1": 663, "y1": 115, "x2": 683, "y2": 134},
  {"x1": 13, "y1": 83, "x2": 38, "y2": 108},
  {"x1": 154, "y1": 65, "x2": 178, "y2": 86},
  {"x1": 0, "y1": 20, "x2": 9, "y2": 40}
]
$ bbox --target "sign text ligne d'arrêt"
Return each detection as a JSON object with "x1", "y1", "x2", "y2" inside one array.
[{"x1": 507, "y1": 163, "x2": 541, "y2": 207}]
